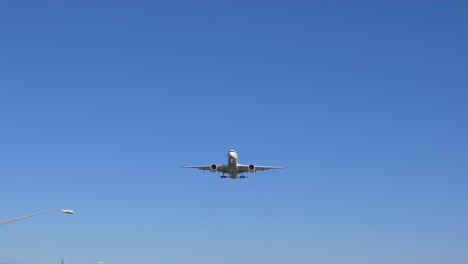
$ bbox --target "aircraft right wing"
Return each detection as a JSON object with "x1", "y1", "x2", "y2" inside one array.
[
  {"x1": 181, "y1": 165, "x2": 228, "y2": 173},
  {"x1": 238, "y1": 164, "x2": 287, "y2": 173}
]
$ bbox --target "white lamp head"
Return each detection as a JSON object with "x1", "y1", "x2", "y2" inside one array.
[{"x1": 61, "y1": 209, "x2": 75, "y2": 214}]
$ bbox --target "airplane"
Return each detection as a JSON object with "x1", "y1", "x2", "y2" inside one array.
[{"x1": 181, "y1": 149, "x2": 286, "y2": 179}]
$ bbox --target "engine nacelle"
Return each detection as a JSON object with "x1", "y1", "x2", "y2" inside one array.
[
  {"x1": 248, "y1": 164, "x2": 255, "y2": 172},
  {"x1": 210, "y1": 164, "x2": 217, "y2": 172}
]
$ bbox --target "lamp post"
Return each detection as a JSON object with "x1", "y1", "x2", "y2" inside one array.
[{"x1": 0, "y1": 209, "x2": 74, "y2": 225}]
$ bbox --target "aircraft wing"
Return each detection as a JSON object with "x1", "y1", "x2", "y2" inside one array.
[
  {"x1": 238, "y1": 164, "x2": 287, "y2": 173},
  {"x1": 181, "y1": 165, "x2": 228, "y2": 173}
]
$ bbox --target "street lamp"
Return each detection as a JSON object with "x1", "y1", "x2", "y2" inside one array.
[{"x1": 0, "y1": 209, "x2": 75, "y2": 225}]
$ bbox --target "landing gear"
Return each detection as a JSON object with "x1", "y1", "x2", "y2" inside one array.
[
  {"x1": 220, "y1": 175, "x2": 228, "y2": 179},
  {"x1": 239, "y1": 175, "x2": 248, "y2": 179}
]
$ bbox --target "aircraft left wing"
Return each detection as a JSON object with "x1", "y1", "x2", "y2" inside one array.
[
  {"x1": 181, "y1": 165, "x2": 211, "y2": 171},
  {"x1": 238, "y1": 164, "x2": 286, "y2": 173},
  {"x1": 181, "y1": 165, "x2": 228, "y2": 173}
]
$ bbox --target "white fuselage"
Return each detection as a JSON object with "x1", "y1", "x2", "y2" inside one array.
[{"x1": 227, "y1": 150, "x2": 239, "y2": 179}]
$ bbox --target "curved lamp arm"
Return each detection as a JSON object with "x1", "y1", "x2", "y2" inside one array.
[{"x1": 0, "y1": 209, "x2": 74, "y2": 225}]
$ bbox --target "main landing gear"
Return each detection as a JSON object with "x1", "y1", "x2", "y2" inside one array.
[{"x1": 219, "y1": 175, "x2": 248, "y2": 179}]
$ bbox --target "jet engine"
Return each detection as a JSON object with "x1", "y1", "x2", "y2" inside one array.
[
  {"x1": 210, "y1": 164, "x2": 217, "y2": 172},
  {"x1": 248, "y1": 164, "x2": 255, "y2": 172}
]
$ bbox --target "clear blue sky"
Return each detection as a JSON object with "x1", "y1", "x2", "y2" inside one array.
[{"x1": 0, "y1": 1, "x2": 467, "y2": 263}]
